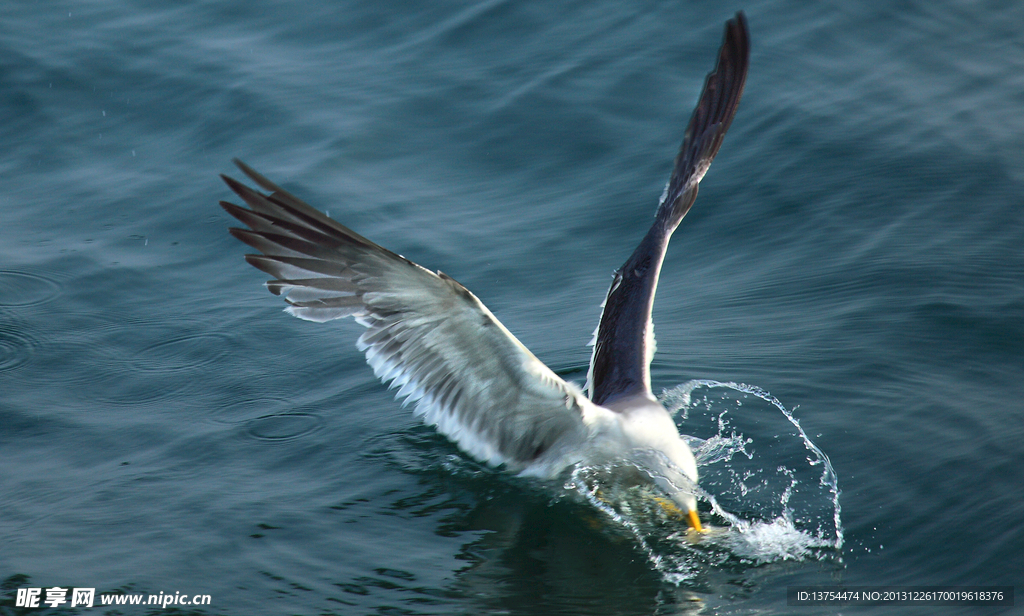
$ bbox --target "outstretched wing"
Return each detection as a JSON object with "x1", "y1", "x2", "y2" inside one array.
[
  {"x1": 588, "y1": 12, "x2": 750, "y2": 406},
  {"x1": 221, "y1": 160, "x2": 589, "y2": 468}
]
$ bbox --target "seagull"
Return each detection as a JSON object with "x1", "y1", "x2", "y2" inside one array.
[{"x1": 220, "y1": 13, "x2": 749, "y2": 533}]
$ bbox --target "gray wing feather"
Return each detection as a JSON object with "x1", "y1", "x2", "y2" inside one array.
[{"x1": 221, "y1": 161, "x2": 588, "y2": 467}]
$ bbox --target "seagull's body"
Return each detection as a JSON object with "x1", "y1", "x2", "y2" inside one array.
[{"x1": 221, "y1": 13, "x2": 750, "y2": 531}]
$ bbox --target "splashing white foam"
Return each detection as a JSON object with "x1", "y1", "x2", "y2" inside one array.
[
  {"x1": 666, "y1": 379, "x2": 843, "y2": 552},
  {"x1": 721, "y1": 516, "x2": 820, "y2": 563},
  {"x1": 565, "y1": 379, "x2": 843, "y2": 582}
]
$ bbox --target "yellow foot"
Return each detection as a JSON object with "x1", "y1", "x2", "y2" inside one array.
[{"x1": 652, "y1": 496, "x2": 685, "y2": 520}]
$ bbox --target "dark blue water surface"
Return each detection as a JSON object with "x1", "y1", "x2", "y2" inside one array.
[{"x1": 2, "y1": 1, "x2": 1022, "y2": 614}]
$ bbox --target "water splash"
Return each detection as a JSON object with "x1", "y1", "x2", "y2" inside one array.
[
  {"x1": 668, "y1": 380, "x2": 843, "y2": 552},
  {"x1": 565, "y1": 461, "x2": 705, "y2": 584},
  {"x1": 566, "y1": 379, "x2": 843, "y2": 582}
]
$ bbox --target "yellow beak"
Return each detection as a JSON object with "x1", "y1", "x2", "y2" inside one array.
[{"x1": 687, "y1": 509, "x2": 704, "y2": 533}]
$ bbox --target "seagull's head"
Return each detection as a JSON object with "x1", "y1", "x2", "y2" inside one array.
[
  {"x1": 678, "y1": 491, "x2": 703, "y2": 533},
  {"x1": 627, "y1": 439, "x2": 704, "y2": 533},
  {"x1": 610, "y1": 398, "x2": 705, "y2": 532},
  {"x1": 643, "y1": 469, "x2": 703, "y2": 532},
  {"x1": 658, "y1": 468, "x2": 703, "y2": 533}
]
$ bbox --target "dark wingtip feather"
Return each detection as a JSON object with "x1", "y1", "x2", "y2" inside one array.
[
  {"x1": 232, "y1": 159, "x2": 286, "y2": 195},
  {"x1": 220, "y1": 200, "x2": 248, "y2": 219},
  {"x1": 220, "y1": 173, "x2": 258, "y2": 203},
  {"x1": 227, "y1": 226, "x2": 257, "y2": 243},
  {"x1": 589, "y1": 14, "x2": 751, "y2": 407},
  {"x1": 656, "y1": 11, "x2": 750, "y2": 230},
  {"x1": 243, "y1": 254, "x2": 281, "y2": 278}
]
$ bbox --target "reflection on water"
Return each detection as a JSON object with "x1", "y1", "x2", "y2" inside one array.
[{"x1": 349, "y1": 377, "x2": 847, "y2": 614}]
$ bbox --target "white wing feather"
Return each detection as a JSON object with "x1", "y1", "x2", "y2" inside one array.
[{"x1": 221, "y1": 162, "x2": 589, "y2": 469}]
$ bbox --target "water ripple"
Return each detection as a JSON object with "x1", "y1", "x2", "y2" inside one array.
[
  {"x1": 245, "y1": 413, "x2": 325, "y2": 441},
  {"x1": 0, "y1": 271, "x2": 62, "y2": 307},
  {"x1": 131, "y1": 332, "x2": 232, "y2": 372},
  {"x1": 207, "y1": 396, "x2": 293, "y2": 425},
  {"x1": 0, "y1": 324, "x2": 39, "y2": 373},
  {"x1": 17, "y1": 314, "x2": 237, "y2": 406}
]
